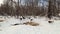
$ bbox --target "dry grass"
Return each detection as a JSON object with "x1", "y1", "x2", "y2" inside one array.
[
  {"x1": 23, "y1": 22, "x2": 39, "y2": 26},
  {"x1": 0, "y1": 20, "x2": 5, "y2": 22}
]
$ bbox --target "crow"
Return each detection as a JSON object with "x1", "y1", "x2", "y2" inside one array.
[
  {"x1": 12, "y1": 23, "x2": 20, "y2": 26},
  {"x1": 20, "y1": 18, "x2": 22, "y2": 20},
  {"x1": 22, "y1": 16, "x2": 25, "y2": 19},
  {"x1": 48, "y1": 21, "x2": 53, "y2": 23},
  {"x1": 30, "y1": 19, "x2": 33, "y2": 21}
]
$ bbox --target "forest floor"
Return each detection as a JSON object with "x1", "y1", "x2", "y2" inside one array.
[{"x1": 0, "y1": 16, "x2": 60, "y2": 34}]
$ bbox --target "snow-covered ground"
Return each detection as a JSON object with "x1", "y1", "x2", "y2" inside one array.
[{"x1": 0, "y1": 16, "x2": 60, "y2": 34}]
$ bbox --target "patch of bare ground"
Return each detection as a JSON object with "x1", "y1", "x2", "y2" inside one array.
[
  {"x1": 23, "y1": 22, "x2": 39, "y2": 26},
  {"x1": 0, "y1": 20, "x2": 5, "y2": 22},
  {"x1": 0, "y1": 17, "x2": 5, "y2": 22}
]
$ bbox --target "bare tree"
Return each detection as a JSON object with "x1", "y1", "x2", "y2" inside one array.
[{"x1": 48, "y1": 0, "x2": 57, "y2": 19}]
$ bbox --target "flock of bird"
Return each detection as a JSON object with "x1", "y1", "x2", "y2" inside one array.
[
  {"x1": 0, "y1": 16, "x2": 53, "y2": 26},
  {"x1": 13, "y1": 16, "x2": 53, "y2": 26}
]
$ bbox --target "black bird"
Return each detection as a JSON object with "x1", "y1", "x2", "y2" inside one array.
[
  {"x1": 28, "y1": 17, "x2": 31, "y2": 19},
  {"x1": 20, "y1": 18, "x2": 22, "y2": 20},
  {"x1": 12, "y1": 23, "x2": 20, "y2": 26},
  {"x1": 22, "y1": 16, "x2": 25, "y2": 19},
  {"x1": 48, "y1": 21, "x2": 53, "y2": 23},
  {"x1": 30, "y1": 19, "x2": 33, "y2": 21}
]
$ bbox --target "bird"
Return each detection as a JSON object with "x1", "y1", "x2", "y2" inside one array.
[
  {"x1": 30, "y1": 19, "x2": 33, "y2": 21},
  {"x1": 20, "y1": 18, "x2": 22, "y2": 20},
  {"x1": 22, "y1": 16, "x2": 25, "y2": 19},
  {"x1": 12, "y1": 23, "x2": 20, "y2": 26},
  {"x1": 48, "y1": 21, "x2": 53, "y2": 23}
]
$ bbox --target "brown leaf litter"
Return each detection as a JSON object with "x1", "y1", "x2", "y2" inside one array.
[{"x1": 23, "y1": 22, "x2": 39, "y2": 26}]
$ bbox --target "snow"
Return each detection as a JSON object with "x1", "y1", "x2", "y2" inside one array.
[{"x1": 0, "y1": 16, "x2": 60, "y2": 34}]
